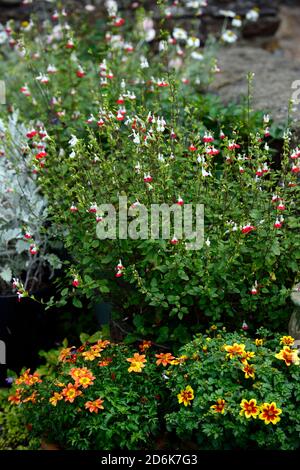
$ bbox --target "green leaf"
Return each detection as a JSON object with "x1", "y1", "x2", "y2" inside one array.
[
  {"x1": 72, "y1": 297, "x2": 83, "y2": 308},
  {"x1": 0, "y1": 266, "x2": 12, "y2": 283},
  {"x1": 80, "y1": 332, "x2": 89, "y2": 344}
]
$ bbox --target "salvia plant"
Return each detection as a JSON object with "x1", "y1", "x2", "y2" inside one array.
[{"x1": 0, "y1": 2, "x2": 298, "y2": 345}]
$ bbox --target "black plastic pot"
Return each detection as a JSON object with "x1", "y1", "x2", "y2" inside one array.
[{"x1": 0, "y1": 292, "x2": 57, "y2": 386}]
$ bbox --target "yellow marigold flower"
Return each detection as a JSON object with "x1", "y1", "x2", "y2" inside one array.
[
  {"x1": 127, "y1": 353, "x2": 147, "y2": 373},
  {"x1": 177, "y1": 385, "x2": 194, "y2": 406},
  {"x1": 85, "y1": 398, "x2": 104, "y2": 413},
  {"x1": 77, "y1": 375, "x2": 95, "y2": 389},
  {"x1": 171, "y1": 355, "x2": 188, "y2": 365},
  {"x1": 62, "y1": 383, "x2": 82, "y2": 403},
  {"x1": 275, "y1": 347, "x2": 299, "y2": 366},
  {"x1": 70, "y1": 367, "x2": 92, "y2": 380},
  {"x1": 82, "y1": 349, "x2": 101, "y2": 361},
  {"x1": 224, "y1": 343, "x2": 245, "y2": 359},
  {"x1": 239, "y1": 399, "x2": 259, "y2": 418},
  {"x1": 210, "y1": 325, "x2": 218, "y2": 331},
  {"x1": 259, "y1": 402, "x2": 282, "y2": 425},
  {"x1": 255, "y1": 339, "x2": 264, "y2": 346},
  {"x1": 210, "y1": 398, "x2": 226, "y2": 414},
  {"x1": 155, "y1": 352, "x2": 175, "y2": 366},
  {"x1": 242, "y1": 363, "x2": 255, "y2": 379},
  {"x1": 54, "y1": 381, "x2": 65, "y2": 388},
  {"x1": 280, "y1": 336, "x2": 294, "y2": 346},
  {"x1": 242, "y1": 351, "x2": 255, "y2": 361},
  {"x1": 49, "y1": 392, "x2": 63, "y2": 407}
]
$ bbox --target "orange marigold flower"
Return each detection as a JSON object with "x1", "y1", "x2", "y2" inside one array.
[
  {"x1": 139, "y1": 340, "x2": 152, "y2": 352},
  {"x1": 275, "y1": 346, "x2": 299, "y2": 366},
  {"x1": 15, "y1": 369, "x2": 30, "y2": 385},
  {"x1": 98, "y1": 358, "x2": 112, "y2": 367},
  {"x1": 127, "y1": 353, "x2": 147, "y2": 373},
  {"x1": 8, "y1": 389, "x2": 23, "y2": 405},
  {"x1": 255, "y1": 339, "x2": 264, "y2": 346},
  {"x1": 239, "y1": 399, "x2": 259, "y2": 418},
  {"x1": 96, "y1": 339, "x2": 110, "y2": 349},
  {"x1": 49, "y1": 392, "x2": 63, "y2": 406},
  {"x1": 210, "y1": 398, "x2": 226, "y2": 414},
  {"x1": 85, "y1": 398, "x2": 104, "y2": 413},
  {"x1": 15, "y1": 369, "x2": 42, "y2": 386},
  {"x1": 280, "y1": 336, "x2": 295, "y2": 346},
  {"x1": 70, "y1": 367, "x2": 94, "y2": 380},
  {"x1": 62, "y1": 383, "x2": 82, "y2": 403},
  {"x1": 242, "y1": 363, "x2": 255, "y2": 379},
  {"x1": 23, "y1": 392, "x2": 37, "y2": 403},
  {"x1": 155, "y1": 352, "x2": 175, "y2": 366},
  {"x1": 59, "y1": 347, "x2": 74, "y2": 362},
  {"x1": 259, "y1": 402, "x2": 282, "y2": 425},
  {"x1": 82, "y1": 349, "x2": 101, "y2": 361},
  {"x1": 177, "y1": 385, "x2": 194, "y2": 406},
  {"x1": 224, "y1": 343, "x2": 245, "y2": 359}
]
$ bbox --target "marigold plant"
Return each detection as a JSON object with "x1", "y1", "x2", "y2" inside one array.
[
  {"x1": 165, "y1": 328, "x2": 300, "y2": 450},
  {"x1": 8, "y1": 335, "x2": 165, "y2": 450}
]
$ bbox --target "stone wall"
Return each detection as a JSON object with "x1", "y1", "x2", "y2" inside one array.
[{"x1": 0, "y1": 0, "x2": 282, "y2": 39}]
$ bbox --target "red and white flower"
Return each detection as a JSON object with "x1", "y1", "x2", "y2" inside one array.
[
  {"x1": 203, "y1": 132, "x2": 214, "y2": 143},
  {"x1": 274, "y1": 218, "x2": 282, "y2": 229},
  {"x1": 189, "y1": 144, "x2": 197, "y2": 152},
  {"x1": 29, "y1": 244, "x2": 38, "y2": 255},
  {"x1": 26, "y1": 129, "x2": 38, "y2": 139},
  {"x1": 115, "y1": 259, "x2": 125, "y2": 278},
  {"x1": 241, "y1": 224, "x2": 256, "y2": 234},
  {"x1": 47, "y1": 64, "x2": 58, "y2": 74},
  {"x1": 206, "y1": 146, "x2": 219, "y2": 156},
  {"x1": 170, "y1": 236, "x2": 179, "y2": 245},
  {"x1": 20, "y1": 85, "x2": 31, "y2": 96},
  {"x1": 113, "y1": 17, "x2": 125, "y2": 27},
  {"x1": 116, "y1": 110, "x2": 124, "y2": 121},
  {"x1": 72, "y1": 278, "x2": 80, "y2": 287},
  {"x1": 66, "y1": 39, "x2": 75, "y2": 49},
  {"x1": 227, "y1": 141, "x2": 240, "y2": 151},
  {"x1": 76, "y1": 66, "x2": 85, "y2": 78},
  {"x1": 250, "y1": 281, "x2": 258, "y2": 295},
  {"x1": 291, "y1": 165, "x2": 300, "y2": 173},
  {"x1": 89, "y1": 203, "x2": 97, "y2": 213},
  {"x1": 70, "y1": 204, "x2": 78, "y2": 213},
  {"x1": 36, "y1": 74, "x2": 50, "y2": 84},
  {"x1": 176, "y1": 196, "x2": 184, "y2": 206},
  {"x1": 143, "y1": 173, "x2": 153, "y2": 183}
]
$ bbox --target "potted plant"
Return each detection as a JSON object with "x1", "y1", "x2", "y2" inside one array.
[{"x1": 0, "y1": 111, "x2": 61, "y2": 385}]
